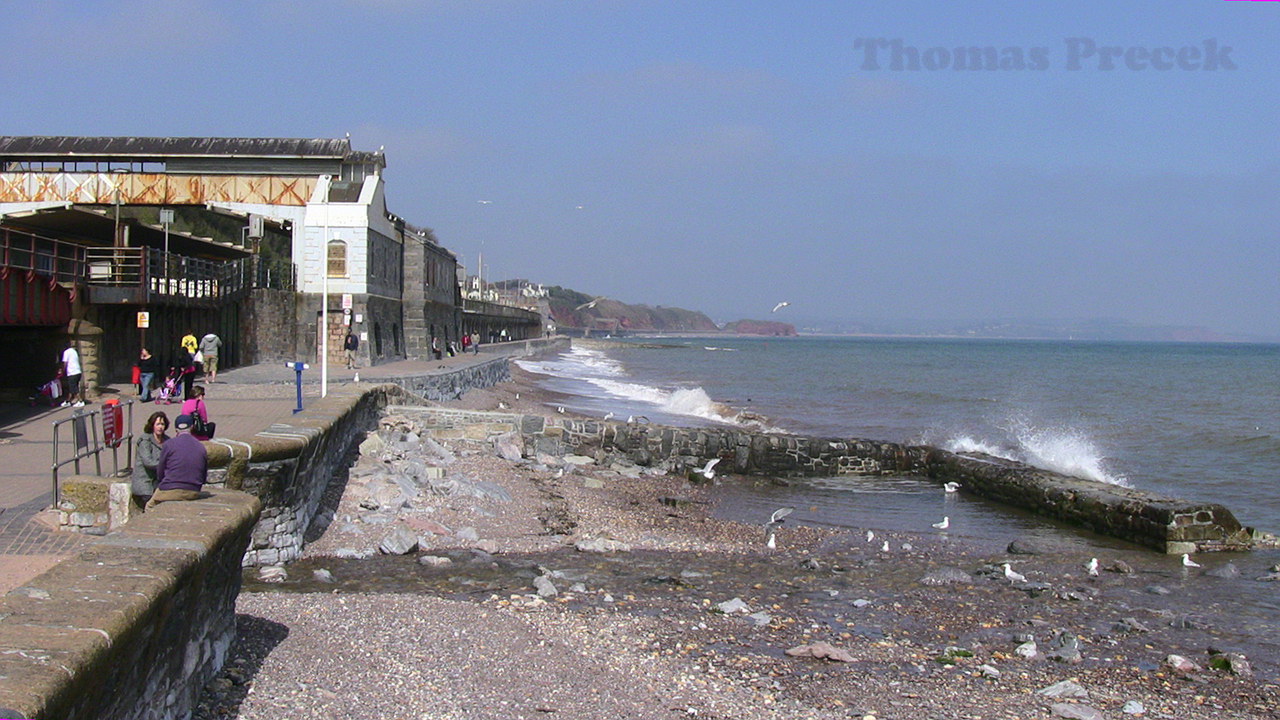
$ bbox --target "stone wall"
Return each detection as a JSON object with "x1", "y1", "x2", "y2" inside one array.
[
  {"x1": 0, "y1": 489, "x2": 260, "y2": 720},
  {"x1": 542, "y1": 417, "x2": 1252, "y2": 553},
  {"x1": 242, "y1": 288, "x2": 297, "y2": 364}
]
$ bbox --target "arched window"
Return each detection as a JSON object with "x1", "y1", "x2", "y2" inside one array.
[{"x1": 327, "y1": 240, "x2": 347, "y2": 278}]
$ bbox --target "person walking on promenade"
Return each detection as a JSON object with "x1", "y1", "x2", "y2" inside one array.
[
  {"x1": 471, "y1": 331, "x2": 480, "y2": 354},
  {"x1": 144, "y1": 413, "x2": 207, "y2": 511},
  {"x1": 461, "y1": 332, "x2": 471, "y2": 354},
  {"x1": 131, "y1": 411, "x2": 169, "y2": 504},
  {"x1": 431, "y1": 335, "x2": 442, "y2": 360},
  {"x1": 180, "y1": 385, "x2": 216, "y2": 440},
  {"x1": 175, "y1": 344, "x2": 197, "y2": 400},
  {"x1": 60, "y1": 340, "x2": 84, "y2": 407},
  {"x1": 343, "y1": 331, "x2": 359, "y2": 369},
  {"x1": 199, "y1": 332, "x2": 222, "y2": 383},
  {"x1": 138, "y1": 348, "x2": 160, "y2": 402}
]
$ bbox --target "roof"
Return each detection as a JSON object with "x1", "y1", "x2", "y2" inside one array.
[
  {"x1": 0, "y1": 206, "x2": 252, "y2": 260},
  {"x1": 0, "y1": 136, "x2": 383, "y2": 165}
]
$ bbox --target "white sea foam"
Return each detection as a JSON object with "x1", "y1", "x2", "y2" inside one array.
[{"x1": 944, "y1": 420, "x2": 1130, "y2": 487}]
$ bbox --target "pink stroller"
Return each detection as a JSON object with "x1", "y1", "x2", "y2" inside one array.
[
  {"x1": 29, "y1": 370, "x2": 64, "y2": 407},
  {"x1": 154, "y1": 368, "x2": 183, "y2": 404}
]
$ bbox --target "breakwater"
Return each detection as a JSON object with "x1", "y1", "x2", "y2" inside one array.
[{"x1": 543, "y1": 416, "x2": 1256, "y2": 553}]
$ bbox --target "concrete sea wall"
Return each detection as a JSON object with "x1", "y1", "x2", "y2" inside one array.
[
  {"x1": 541, "y1": 416, "x2": 1254, "y2": 553},
  {"x1": 0, "y1": 489, "x2": 260, "y2": 720}
]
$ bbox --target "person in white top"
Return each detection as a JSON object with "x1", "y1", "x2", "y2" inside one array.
[{"x1": 61, "y1": 341, "x2": 84, "y2": 407}]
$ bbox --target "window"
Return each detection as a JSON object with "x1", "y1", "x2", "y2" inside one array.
[{"x1": 327, "y1": 240, "x2": 347, "y2": 278}]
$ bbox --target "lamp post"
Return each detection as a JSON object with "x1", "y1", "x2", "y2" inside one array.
[{"x1": 321, "y1": 177, "x2": 330, "y2": 398}]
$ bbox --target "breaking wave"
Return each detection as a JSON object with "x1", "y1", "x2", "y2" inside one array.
[{"x1": 942, "y1": 419, "x2": 1130, "y2": 487}]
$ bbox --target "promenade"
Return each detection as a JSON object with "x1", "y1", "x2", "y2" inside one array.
[{"x1": 0, "y1": 346, "x2": 510, "y2": 592}]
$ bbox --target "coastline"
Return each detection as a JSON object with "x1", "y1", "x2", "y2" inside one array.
[{"x1": 195, "y1": 361, "x2": 1279, "y2": 720}]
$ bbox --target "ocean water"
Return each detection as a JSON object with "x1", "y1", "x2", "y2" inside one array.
[{"x1": 517, "y1": 337, "x2": 1280, "y2": 540}]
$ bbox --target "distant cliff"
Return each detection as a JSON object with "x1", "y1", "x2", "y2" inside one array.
[
  {"x1": 720, "y1": 319, "x2": 798, "y2": 336},
  {"x1": 546, "y1": 286, "x2": 794, "y2": 336}
]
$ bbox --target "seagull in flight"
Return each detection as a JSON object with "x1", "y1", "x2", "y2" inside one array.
[
  {"x1": 771, "y1": 301, "x2": 790, "y2": 313},
  {"x1": 603, "y1": 411, "x2": 614, "y2": 421},
  {"x1": 1182, "y1": 553, "x2": 1201, "y2": 568},
  {"x1": 764, "y1": 507, "x2": 794, "y2": 548},
  {"x1": 575, "y1": 296, "x2": 604, "y2": 311},
  {"x1": 1085, "y1": 558, "x2": 1099, "y2": 576},
  {"x1": 697, "y1": 458, "x2": 721, "y2": 481},
  {"x1": 943, "y1": 482, "x2": 961, "y2": 493},
  {"x1": 931, "y1": 516, "x2": 950, "y2": 530},
  {"x1": 476, "y1": 200, "x2": 493, "y2": 204},
  {"x1": 1002, "y1": 563, "x2": 1026, "y2": 583}
]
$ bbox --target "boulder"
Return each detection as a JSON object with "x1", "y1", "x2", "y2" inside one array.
[{"x1": 378, "y1": 526, "x2": 419, "y2": 555}]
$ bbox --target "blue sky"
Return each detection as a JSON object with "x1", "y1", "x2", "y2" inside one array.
[{"x1": 3, "y1": 1, "x2": 1278, "y2": 337}]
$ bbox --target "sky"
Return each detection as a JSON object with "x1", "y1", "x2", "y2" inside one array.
[{"x1": 3, "y1": 1, "x2": 1278, "y2": 338}]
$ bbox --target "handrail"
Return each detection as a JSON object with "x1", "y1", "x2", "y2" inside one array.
[{"x1": 50, "y1": 400, "x2": 136, "y2": 506}]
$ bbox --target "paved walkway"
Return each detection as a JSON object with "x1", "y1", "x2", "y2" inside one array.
[{"x1": 0, "y1": 344, "x2": 527, "y2": 591}]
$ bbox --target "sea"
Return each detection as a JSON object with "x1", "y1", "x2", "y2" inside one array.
[{"x1": 517, "y1": 336, "x2": 1280, "y2": 549}]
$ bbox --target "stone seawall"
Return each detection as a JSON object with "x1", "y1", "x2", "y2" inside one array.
[
  {"x1": 0, "y1": 489, "x2": 260, "y2": 720},
  {"x1": 537, "y1": 416, "x2": 1253, "y2": 553}
]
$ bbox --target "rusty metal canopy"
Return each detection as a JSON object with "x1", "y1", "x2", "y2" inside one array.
[{"x1": 0, "y1": 136, "x2": 375, "y2": 162}]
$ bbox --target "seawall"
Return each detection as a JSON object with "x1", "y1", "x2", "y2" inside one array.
[{"x1": 542, "y1": 416, "x2": 1255, "y2": 553}]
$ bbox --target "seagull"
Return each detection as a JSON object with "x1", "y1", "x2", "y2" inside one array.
[
  {"x1": 1002, "y1": 563, "x2": 1026, "y2": 583},
  {"x1": 556, "y1": 406, "x2": 566, "y2": 414},
  {"x1": 865, "y1": 530, "x2": 875, "y2": 543},
  {"x1": 880, "y1": 540, "x2": 890, "y2": 552},
  {"x1": 943, "y1": 482, "x2": 961, "y2": 493},
  {"x1": 697, "y1": 458, "x2": 721, "y2": 481},
  {"x1": 603, "y1": 411, "x2": 614, "y2": 421},
  {"x1": 575, "y1": 296, "x2": 604, "y2": 311},
  {"x1": 764, "y1": 507, "x2": 794, "y2": 548},
  {"x1": 476, "y1": 200, "x2": 493, "y2": 204},
  {"x1": 1182, "y1": 553, "x2": 1201, "y2": 568},
  {"x1": 1086, "y1": 558, "x2": 1099, "y2": 576},
  {"x1": 771, "y1": 301, "x2": 790, "y2": 313},
  {"x1": 932, "y1": 516, "x2": 950, "y2": 530}
]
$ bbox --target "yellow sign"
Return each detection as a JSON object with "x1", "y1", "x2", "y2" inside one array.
[{"x1": 137, "y1": 311, "x2": 150, "y2": 328}]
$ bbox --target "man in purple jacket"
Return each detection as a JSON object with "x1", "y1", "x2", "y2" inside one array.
[{"x1": 144, "y1": 414, "x2": 208, "y2": 511}]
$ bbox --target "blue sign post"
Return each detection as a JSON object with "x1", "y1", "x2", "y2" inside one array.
[{"x1": 287, "y1": 362, "x2": 310, "y2": 414}]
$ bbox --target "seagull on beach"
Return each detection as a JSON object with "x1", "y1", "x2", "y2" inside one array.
[
  {"x1": 932, "y1": 516, "x2": 950, "y2": 530},
  {"x1": 865, "y1": 530, "x2": 875, "y2": 543},
  {"x1": 771, "y1": 301, "x2": 790, "y2": 313},
  {"x1": 943, "y1": 482, "x2": 961, "y2": 493},
  {"x1": 880, "y1": 540, "x2": 890, "y2": 552},
  {"x1": 1182, "y1": 553, "x2": 1201, "y2": 568},
  {"x1": 764, "y1": 507, "x2": 794, "y2": 549},
  {"x1": 1002, "y1": 563, "x2": 1026, "y2": 583},
  {"x1": 1086, "y1": 558, "x2": 1100, "y2": 576},
  {"x1": 697, "y1": 458, "x2": 721, "y2": 481},
  {"x1": 556, "y1": 406, "x2": 566, "y2": 414}
]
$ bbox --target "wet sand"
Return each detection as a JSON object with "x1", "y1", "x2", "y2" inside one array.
[{"x1": 195, "y1": 364, "x2": 1280, "y2": 720}]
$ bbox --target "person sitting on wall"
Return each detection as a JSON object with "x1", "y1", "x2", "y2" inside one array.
[
  {"x1": 144, "y1": 413, "x2": 208, "y2": 511},
  {"x1": 131, "y1": 411, "x2": 169, "y2": 505},
  {"x1": 180, "y1": 385, "x2": 216, "y2": 440}
]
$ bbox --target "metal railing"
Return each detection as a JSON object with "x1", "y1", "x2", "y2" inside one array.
[
  {"x1": 51, "y1": 400, "x2": 137, "y2": 506},
  {"x1": 0, "y1": 227, "x2": 87, "y2": 284}
]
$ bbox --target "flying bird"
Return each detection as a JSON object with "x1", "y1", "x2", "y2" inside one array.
[
  {"x1": 603, "y1": 411, "x2": 614, "y2": 421},
  {"x1": 764, "y1": 507, "x2": 793, "y2": 549},
  {"x1": 1182, "y1": 553, "x2": 1201, "y2": 568},
  {"x1": 943, "y1": 482, "x2": 961, "y2": 493},
  {"x1": 1086, "y1": 558, "x2": 1099, "y2": 576},
  {"x1": 771, "y1": 301, "x2": 790, "y2": 313},
  {"x1": 931, "y1": 516, "x2": 950, "y2": 530},
  {"x1": 697, "y1": 458, "x2": 721, "y2": 481},
  {"x1": 1002, "y1": 563, "x2": 1026, "y2": 583},
  {"x1": 575, "y1": 296, "x2": 604, "y2": 311},
  {"x1": 476, "y1": 200, "x2": 493, "y2": 204}
]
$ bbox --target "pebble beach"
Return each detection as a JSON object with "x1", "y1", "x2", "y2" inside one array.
[{"x1": 193, "y1": 366, "x2": 1280, "y2": 720}]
